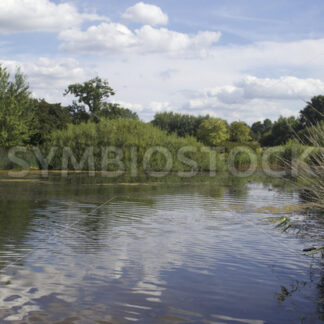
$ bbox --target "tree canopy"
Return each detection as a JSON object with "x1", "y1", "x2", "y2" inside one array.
[
  {"x1": 300, "y1": 95, "x2": 324, "y2": 127},
  {"x1": 251, "y1": 119, "x2": 272, "y2": 141},
  {"x1": 260, "y1": 116, "x2": 300, "y2": 146},
  {"x1": 152, "y1": 112, "x2": 209, "y2": 137},
  {"x1": 97, "y1": 103, "x2": 139, "y2": 121},
  {"x1": 29, "y1": 99, "x2": 71, "y2": 145},
  {"x1": 0, "y1": 65, "x2": 32, "y2": 148},
  {"x1": 64, "y1": 77, "x2": 115, "y2": 114},
  {"x1": 197, "y1": 118, "x2": 229, "y2": 146},
  {"x1": 1, "y1": 62, "x2": 324, "y2": 152},
  {"x1": 229, "y1": 121, "x2": 251, "y2": 143}
]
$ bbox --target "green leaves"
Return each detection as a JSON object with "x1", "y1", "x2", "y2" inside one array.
[
  {"x1": 0, "y1": 65, "x2": 32, "y2": 148},
  {"x1": 152, "y1": 112, "x2": 209, "y2": 138},
  {"x1": 300, "y1": 95, "x2": 324, "y2": 127},
  {"x1": 64, "y1": 77, "x2": 115, "y2": 114},
  {"x1": 47, "y1": 119, "x2": 217, "y2": 172},
  {"x1": 197, "y1": 118, "x2": 229, "y2": 146},
  {"x1": 229, "y1": 121, "x2": 252, "y2": 143}
]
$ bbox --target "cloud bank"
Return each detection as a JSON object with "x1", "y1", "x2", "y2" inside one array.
[
  {"x1": 0, "y1": 0, "x2": 106, "y2": 34},
  {"x1": 59, "y1": 23, "x2": 221, "y2": 56}
]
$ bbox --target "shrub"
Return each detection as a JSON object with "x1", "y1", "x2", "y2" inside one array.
[{"x1": 46, "y1": 119, "x2": 225, "y2": 173}]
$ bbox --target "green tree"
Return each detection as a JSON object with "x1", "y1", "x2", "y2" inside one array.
[
  {"x1": 68, "y1": 102, "x2": 91, "y2": 125},
  {"x1": 0, "y1": 65, "x2": 32, "y2": 148},
  {"x1": 261, "y1": 116, "x2": 300, "y2": 146},
  {"x1": 229, "y1": 121, "x2": 252, "y2": 143},
  {"x1": 64, "y1": 77, "x2": 115, "y2": 115},
  {"x1": 29, "y1": 99, "x2": 71, "y2": 145},
  {"x1": 197, "y1": 118, "x2": 229, "y2": 146},
  {"x1": 152, "y1": 112, "x2": 209, "y2": 137},
  {"x1": 97, "y1": 103, "x2": 139, "y2": 120},
  {"x1": 300, "y1": 95, "x2": 324, "y2": 127},
  {"x1": 251, "y1": 119, "x2": 273, "y2": 141}
]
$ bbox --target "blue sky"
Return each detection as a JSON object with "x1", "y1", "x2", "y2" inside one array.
[{"x1": 1, "y1": 0, "x2": 324, "y2": 122}]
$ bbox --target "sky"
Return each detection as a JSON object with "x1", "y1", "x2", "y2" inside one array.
[{"x1": 1, "y1": 0, "x2": 324, "y2": 123}]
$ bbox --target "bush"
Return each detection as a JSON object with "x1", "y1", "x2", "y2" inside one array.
[
  {"x1": 292, "y1": 123, "x2": 324, "y2": 209},
  {"x1": 263, "y1": 140, "x2": 313, "y2": 168},
  {"x1": 0, "y1": 147, "x2": 38, "y2": 170},
  {"x1": 46, "y1": 119, "x2": 226, "y2": 173},
  {"x1": 223, "y1": 141, "x2": 260, "y2": 153}
]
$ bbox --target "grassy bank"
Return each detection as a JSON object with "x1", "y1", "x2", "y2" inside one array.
[
  {"x1": 292, "y1": 123, "x2": 324, "y2": 210},
  {"x1": 44, "y1": 119, "x2": 224, "y2": 173},
  {"x1": 0, "y1": 119, "x2": 321, "y2": 183}
]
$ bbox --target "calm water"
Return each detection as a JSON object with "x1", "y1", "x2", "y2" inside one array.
[{"x1": 0, "y1": 173, "x2": 323, "y2": 323}]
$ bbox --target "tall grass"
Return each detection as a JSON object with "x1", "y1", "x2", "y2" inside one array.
[
  {"x1": 292, "y1": 122, "x2": 324, "y2": 209},
  {"x1": 0, "y1": 147, "x2": 38, "y2": 170},
  {"x1": 46, "y1": 119, "x2": 225, "y2": 172},
  {"x1": 265, "y1": 140, "x2": 313, "y2": 169}
]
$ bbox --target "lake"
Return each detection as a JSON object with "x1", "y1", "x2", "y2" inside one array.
[{"x1": 0, "y1": 173, "x2": 323, "y2": 323}]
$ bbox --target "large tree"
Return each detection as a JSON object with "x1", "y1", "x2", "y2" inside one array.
[
  {"x1": 64, "y1": 77, "x2": 115, "y2": 115},
  {"x1": 29, "y1": 99, "x2": 71, "y2": 145},
  {"x1": 261, "y1": 116, "x2": 300, "y2": 146},
  {"x1": 197, "y1": 118, "x2": 229, "y2": 146},
  {"x1": 229, "y1": 121, "x2": 252, "y2": 143},
  {"x1": 300, "y1": 95, "x2": 324, "y2": 127},
  {"x1": 0, "y1": 65, "x2": 32, "y2": 148},
  {"x1": 251, "y1": 118, "x2": 273, "y2": 141}
]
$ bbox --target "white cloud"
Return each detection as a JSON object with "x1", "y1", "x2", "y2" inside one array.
[
  {"x1": 204, "y1": 76, "x2": 324, "y2": 104},
  {"x1": 181, "y1": 75, "x2": 324, "y2": 123},
  {"x1": 59, "y1": 23, "x2": 221, "y2": 56},
  {"x1": 112, "y1": 101, "x2": 174, "y2": 120},
  {"x1": 0, "y1": 0, "x2": 106, "y2": 34},
  {"x1": 3, "y1": 35, "x2": 324, "y2": 123},
  {"x1": 237, "y1": 76, "x2": 324, "y2": 100},
  {"x1": 185, "y1": 96, "x2": 301, "y2": 124},
  {"x1": 149, "y1": 101, "x2": 172, "y2": 112},
  {"x1": 59, "y1": 23, "x2": 137, "y2": 54},
  {"x1": 122, "y1": 2, "x2": 168, "y2": 26},
  {"x1": 113, "y1": 100, "x2": 144, "y2": 112},
  {"x1": 1, "y1": 57, "x2": 89, "y2": 103},
  {"x1": 136, "y1": 26, "x2": 221, "y2": 54}
]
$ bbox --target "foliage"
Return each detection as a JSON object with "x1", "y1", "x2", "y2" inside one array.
[
  {"x1": 68, "y1": 102, "x2": 91, "y2": 125},
  {"x1": 2, "y1": 62, "x2": 324, "y2": 181},
  {"x1": 229, "y1": 121, "x2": 252, "y2": 142},
  {"x1": 47, "y1": 119, "x2": 223, "y2": 172},
  {"x1": 197, "y1": 118, "x2": 229, "y2": 146},
  {"x1": 223, "y1": 141, "x2": 260, "y2": 153},
  {"x1": 300, "y1": 95, "x2": 324, "y2": 127},
  {"x1": 64, "y1": 77, "x2": 115, "y2": 115},
  {"x1": 292, "y1": 122, "x2": 324, "y2": 209},
  {"x1": 29, "y1": 99, "x2": 71, "y2": 145},
  {"x1": 251, "y1": 119, "x2": 272, "y2": 141},
  {"x1": 297, "y1": 121, "x2": 324, "y2": 145},
  {"x1": 261, "y1": 116, "x2": 300, "y2": 147},
  {"x1": 0, "y1": 65, "x2": 32, "y2": 148},
  {"x1": 96, "y1": 103, "x2": 139, "y2": 121},
  {"x1": 68, "y1": 102, "x2": 139, "y2": 124},
  {"x1": 0, "y1": 147, "x2": 38, "y2": 170},
  {"x1": 152, "y1": 112, "x2": 209, "y2": 137}
]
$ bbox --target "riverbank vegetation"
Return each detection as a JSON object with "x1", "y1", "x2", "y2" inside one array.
[{"x1": 0, "y1": 64, "x2": 323, "y2": 198}]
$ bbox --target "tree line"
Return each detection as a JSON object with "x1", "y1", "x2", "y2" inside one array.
[
  {"x1": 1, "y1": 64, "x2": 324, "y2": 151},
  {"x1": 0, "y1": 66, "x2": 138, "y2": 148},
  {"x1": 152, "y1": 97, "x2": 324, "y2": 148}
]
